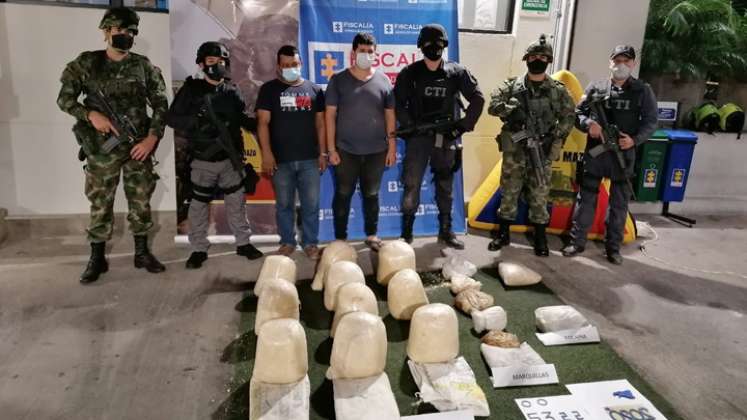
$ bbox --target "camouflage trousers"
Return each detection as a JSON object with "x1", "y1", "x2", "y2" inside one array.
[
  {"x1": 498, "y1": 148, "x2": 552, "y2": 224},
  {"x1": 84, "y1": 147, "x2": 158, "y2": 242}
]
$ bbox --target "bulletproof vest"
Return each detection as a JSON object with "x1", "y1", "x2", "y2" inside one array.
[
  {"x1": 599, "y1": 79, "x2": 644, "y2": 136},
  {"x1": 83, "y1": 51, "x2": 149, "y2": 125},
  {"x1": 412, "y1": 60, "x2": 461, "y2": 123},
  {"x1": 516, "y1": 78, "x2": 559, "y2": 136}
]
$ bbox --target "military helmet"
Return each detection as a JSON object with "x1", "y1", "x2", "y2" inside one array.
[
  {"x1": 417, "y1": 24, "x2": 449, "y2": 48},
  {"x1": 99, "y1": 7, "x2": 139, "y2": 35},
  {"x1": 196, "y1": 41, "x2": 230, "y2": 65},
  {"x1": 523, "y1": 34, "x2": 553, "y2": 62}
]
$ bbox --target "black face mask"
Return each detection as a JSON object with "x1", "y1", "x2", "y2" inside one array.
[
  {"x1": 422, "y1": 44, "x2": 443, "y2": 61},
  {"x1": 111, "y1": 34, "x2": 134, "y2": 51},
  {"x1": 204, "y1": 62, "x2": 228, "y2": 81},
  {"x1": 527, "y1": 59, "x2": 549, "y2": 74}
]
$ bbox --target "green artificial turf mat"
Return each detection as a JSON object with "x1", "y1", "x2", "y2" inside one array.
[{"x1": 217, "y1": 267, "x2": 684, "y2": 420}]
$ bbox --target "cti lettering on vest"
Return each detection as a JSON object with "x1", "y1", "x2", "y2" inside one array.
[
  {"x1": 605, "y1": 99, "x2": 631, "y2": 111},
  {"x1": 424, "y1": 86, "x2": 448, "y2": 97}
]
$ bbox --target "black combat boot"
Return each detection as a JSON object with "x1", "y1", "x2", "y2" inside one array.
[
  {"x1": 533, "y1": 223, "x2": 549, "y2": 257},
  {"x1": 437, "y1": 214, "x2": 464, "y2": 249},
  {"x1": 80, "y1": 242, "x2": 108, "y2": 284},
  {"x1": 606, "y1": 249, "x2": 623, "y2": 265},
  {"x1": 134, "y1": 235, "x2": 166, "y2": 273},
  {"x1": 401, "y1": 215, "x2": 415, "y2": 244},
  {"x1": 487, "y1": 219, "x2": 511, "y2": 251},
  {"x1": 561, "y1": 244, "x2": 585, "y2": 257},
  {"x1": 237, "y1": 243, "x2": 263, "y2": 260},
  {"x1": 185, "y1": 251, "x2": 208, "y2": 269}
]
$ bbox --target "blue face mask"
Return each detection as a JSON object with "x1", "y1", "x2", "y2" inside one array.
[{"x1": 282, "y1": 67, "x2": 301, "y2": 82}]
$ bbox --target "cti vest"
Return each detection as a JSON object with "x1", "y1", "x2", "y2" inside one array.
[
  {"x1": 593, "y1": 78, "x2": 645, "y2": 142},
  {"x1": 583, "y1": 78, "x2": 646, "y2": 180},
  {"x1": 410, "y1": 60, "x2": 462, "y2": 123}
]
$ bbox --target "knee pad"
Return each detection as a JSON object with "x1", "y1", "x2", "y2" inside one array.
[{"x1": 191, "y1": 184, "x2": 215, "y2": 203}]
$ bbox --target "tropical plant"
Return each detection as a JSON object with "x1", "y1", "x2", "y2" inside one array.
[{"x1": 641, "y1": 0, "x2": 747, "y2": 81}]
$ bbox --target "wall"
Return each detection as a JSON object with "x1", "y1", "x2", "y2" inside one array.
[
  {"x1": 460, "y1": 0, "x2": 566, "y2": 200},
  {"x1": 0, "y1": 3, "x2": 175, "y2": 217},
  {"x1": 568, "y1": 0, "x2": 652, "y2": 88}
]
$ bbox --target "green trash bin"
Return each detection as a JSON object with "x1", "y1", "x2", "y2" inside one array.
[{"x1": 634, "y1": 130, "x2": 669, "y2": 202}]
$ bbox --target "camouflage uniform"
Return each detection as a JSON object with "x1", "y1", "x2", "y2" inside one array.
[
  {"x1": 488, "y1": 75, "x2": 575, "y2": 223},
  {"x1": 486, "y1": 34, "x2": 575, "y2": 256},
  {"x1": 57, "y1": 48, "x2": 168, "y2": 242},
  {"x1": 58, "y1": 7, "x2": 168, "y2": 284}
]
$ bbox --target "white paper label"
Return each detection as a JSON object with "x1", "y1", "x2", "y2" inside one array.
[
  {"x1": 536, "y1": 325, "x2": 601, "y2": 346},
  {"x1": 279, "y1": 95, "x2": 297, "y2": 108},
  {"x1": 566, "y1": 379, "x2": 670, "y2": 420},
  {"x1": 491, "y1": 364, "x2": 559, "y2": 388},
  {"x1": 402, "y1": 410, "x2": 474, "y2": 419},
  {"x1": 516, "y1": 395, "x2": 593, "y2": 420}
]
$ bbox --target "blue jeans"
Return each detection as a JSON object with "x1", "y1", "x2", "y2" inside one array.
[{"x1": 272, "y1": 159, "x2": 320, "y2": 247}]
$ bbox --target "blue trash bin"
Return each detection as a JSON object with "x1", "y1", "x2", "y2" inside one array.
[{"x1": 661, "y1": 129, "x2": 698, "y2": 202}]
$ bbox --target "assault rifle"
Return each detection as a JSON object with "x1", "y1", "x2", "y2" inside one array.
[
  {"x1": 395, "y1": 116, "x2": 462, "y2": 148},
  {"x1": 510, "y1": 106, "x2": 550, "y2": 188},
  {"x1": 203, "y1": 93, "x2": 244, "y2": 172},
  {"x1": 587, "y1": 91, "x2": 636, "y2": 199},
  {"x1": 89, "y1": 88, "x2": 139, "y2": 153},
  {"x1": 203, "y1": 93, "x2": 260, "y2": 194}
]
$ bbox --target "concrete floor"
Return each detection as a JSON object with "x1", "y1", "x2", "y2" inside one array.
[{"x1": 0, "y1": 212, "x2": 745, "y2": 420}]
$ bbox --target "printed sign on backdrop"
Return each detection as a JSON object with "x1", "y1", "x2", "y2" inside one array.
[{"x1": 300, "y1": 0, "x2": 466, "y2": 241}]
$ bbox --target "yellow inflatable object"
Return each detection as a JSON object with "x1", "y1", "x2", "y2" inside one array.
[{"x1": 467, "y1": 70, "x2": 636, "y2": 243}]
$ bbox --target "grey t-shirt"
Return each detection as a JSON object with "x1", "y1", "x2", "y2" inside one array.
[{"x1": 325, "y1": 69, "x2": 395, "y2": 155}]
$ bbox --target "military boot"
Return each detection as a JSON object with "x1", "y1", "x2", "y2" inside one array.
[
  {"x1": 80, "y1": 242, "x2": 108, "y2": 284},
  {"x1": 487, "y1": 219, "x2": 511, "y2": 251},
  {"x1": 561, "y1": 244, "x2": 585, "y2": 257},
  {"x1": 237, "y1": 243, "x2": 263, "y2": 260},
  {"x1": 533, "y1": 223, "x2": 549, "y2": 257},
  {"x1": 185, "y1": 251, "x2": 208, "y2": 269},
  {"x1": 134, "y1": 235, "x2": 166, "y2": 273},
  {"x1": 437, "y1": 214, "x2": 464, "y2": 249},
  {"x1": 401, "y1": 215, "x2": 415, "y2": 244}
]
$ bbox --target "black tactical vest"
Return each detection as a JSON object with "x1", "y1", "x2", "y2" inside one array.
[
  {"x1": 599, "y1": 79, "x2": 644, "y2": 137},
  {"x1": 411, "y1": 60, "x2": 461, "y2": 123}
]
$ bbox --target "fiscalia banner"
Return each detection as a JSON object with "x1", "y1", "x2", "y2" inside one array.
[{"x1": 299, "y1": 0, "x2": 466, "y2": 241}]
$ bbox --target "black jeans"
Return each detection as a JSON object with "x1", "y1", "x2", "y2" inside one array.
[
  {"x1": 401, "y1": 135, "x2": 455, "y2": 220},
  {"x1": 332, "y1": 149, "x2": 387, "y2": 239}
]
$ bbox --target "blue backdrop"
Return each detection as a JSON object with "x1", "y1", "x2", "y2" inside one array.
[{"x1": 299, "y1": 0, "x2": 466, "y2": 241}]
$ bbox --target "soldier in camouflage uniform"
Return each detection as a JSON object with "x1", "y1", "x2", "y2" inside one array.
[
  {"x1": 487, "y1": 35, "x2": 575, "y2": 256},
  {"x1": 57, "y1": 7, "x2": 169, "y2": 284}
]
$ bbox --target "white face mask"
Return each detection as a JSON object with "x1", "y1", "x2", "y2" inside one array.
[
  {"x1": 355, "y1": 52, "x2": 374, "y2": 70},
  {"x1": 610, "y1": 63, "x2": 632, "y2": 81}
]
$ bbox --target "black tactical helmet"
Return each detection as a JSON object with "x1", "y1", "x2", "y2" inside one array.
[
  {"x1": 417, "y1": 24, "x2": 449, "y2": 48},
  {"x1": 196, "y1": 41, "x2": 231, "y2": 65},
  {"x1": 523, "y1": 34, "x2": 553, "y2": 62},
  {"x1": 99, "y1": 7, "x2": 139, "y2": 35}
]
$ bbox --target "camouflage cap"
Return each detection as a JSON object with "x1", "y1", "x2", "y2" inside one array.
[
  {"x1": 523, "y1": 34, "x2": 553, "y2": 62},
  {"x1": 99, "y1": 7, "x2": 140, "y2": 35}
]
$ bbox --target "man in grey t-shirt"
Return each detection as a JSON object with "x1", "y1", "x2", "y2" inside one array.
[{"x1": 325, "y1": 32, "x2": 396, "y2": 251}]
